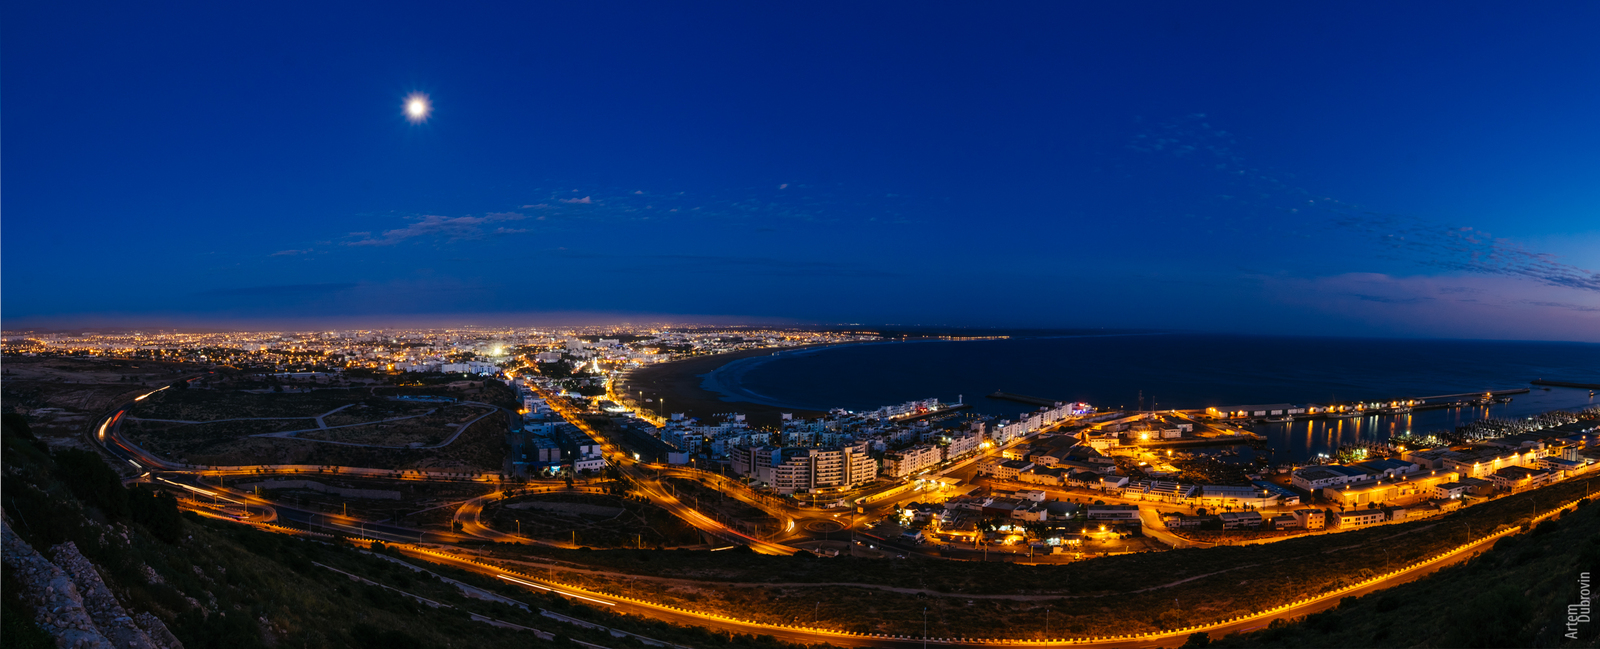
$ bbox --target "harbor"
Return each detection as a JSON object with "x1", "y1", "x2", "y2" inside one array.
[
  {"x1": 640, "y1": 332, "x2": 1600, "y2": 467},
  {"x1": 1246, "y1": 385, "x2": 1597, "y2": 463}
]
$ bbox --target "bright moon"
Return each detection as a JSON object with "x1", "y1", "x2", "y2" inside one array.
[{"x1": 404, "y1": 93, "x2": 431, "y2": 123}]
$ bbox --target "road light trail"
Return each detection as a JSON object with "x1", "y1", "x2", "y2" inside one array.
[
  {"x1": 90, "y1": 377, "x2": 1596, "y2": 649},
  {"x1": 531, "y1": 384, "x2": 800, "y2": 555},
  {"x1": 496, "y1": 575, "x2": 616, "y2": 606}
]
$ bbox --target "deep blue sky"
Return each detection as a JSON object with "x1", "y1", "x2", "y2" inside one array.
[{"x1": 5, "y1": 2, "x2": 1599, "y2": 340}]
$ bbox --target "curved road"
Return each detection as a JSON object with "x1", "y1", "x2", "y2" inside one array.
[
  {"x1": 396, "y1": 515, "x2": 1528, "y2": 649},
  {"x1": 87, "y1": 381, "x2": 1575, "y2": 648},
  {"x1": 534, "y1": 386, "x2": 800, "y2": 555}
]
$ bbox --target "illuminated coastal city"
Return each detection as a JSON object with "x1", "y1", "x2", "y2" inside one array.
[
  {"x1": 4, "y1": 324, "x2": 1599, "y2": 647},
  {"x1": 5, "y1": 4, "x2": 1600, "y2": 649}
]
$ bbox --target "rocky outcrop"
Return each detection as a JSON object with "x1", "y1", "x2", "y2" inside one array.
[
  {"x1": 49, "y1": 541, "x2": 177, "y2": 649},
  {"x1": 2, "y1": 517, "x2": 183, "y2": 649},
  {"x1": 135, "y1": 612, "x2": 184, "y2": 649},
  {"x1": 1, "y1": 518, "x2": 114, "y2": 648}
]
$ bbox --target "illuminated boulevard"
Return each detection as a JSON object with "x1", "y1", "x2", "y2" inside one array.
[{"x1": 80, "y1": 380, "x2": 1588, "y2": 648}]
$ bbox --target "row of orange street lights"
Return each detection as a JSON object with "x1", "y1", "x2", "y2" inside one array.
[{"x1": 530, "y1": 385, "x2": 793, "y2": 552}]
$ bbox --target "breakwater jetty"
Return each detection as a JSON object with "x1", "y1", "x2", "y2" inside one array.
[
  {"x1": 1417, "y1": 388, "x2": 1531, "y2": 400},
  {"x1": 987, "y1": 391, "x2": 1061, "y2": 407},
  {"x1": 1532, "y1": 379, "x2": 1600, "y2": 390}
]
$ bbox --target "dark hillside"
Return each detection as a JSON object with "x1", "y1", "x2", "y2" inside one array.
[
  {"x1": 1210, "y1": 498, "x2": 1600, "y2": 648},
  {"x1": 0, "y1": 415, "x2": 825, "y2": 649}
]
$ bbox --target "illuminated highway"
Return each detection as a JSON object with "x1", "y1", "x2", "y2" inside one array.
[
  {"x1": 375, "y1": 509, "x2": 1532, "y2": 649},
  {"x1": 86, "y1": 379, "x2": 1589, "y2": 648},
  {"x1": 531, "y1": 384, "x2": 802, "y2": 554}
]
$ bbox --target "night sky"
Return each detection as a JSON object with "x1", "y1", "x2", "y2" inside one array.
[{"x1": 5, "y1": 3, "x2": 1598, "y2": 340}]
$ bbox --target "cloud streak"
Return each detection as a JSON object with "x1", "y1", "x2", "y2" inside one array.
[
  {"x1": 196, "y1": 282, "x2": 356, "y2": 297},
  {"x1": 1348, "y1": 293, "x2": 1432, "y2": 305},
  {"x1": 332, "y1": 184, "x2": 930, "y2": 250},
  {"x1": 549, "y1": 249, "x2": 899, "y2": 278},
  {"x1": 344, "y1": 212, "x2": 530, "y2": 246},
  {"x1": 1131, "y1": 115, "x2": 1600, "y2": 294},
  {"x1": 1264, "y1": 272, "x2": 1600, "y2": 341},
  {"x1": 1523, "y1": 300, "x2": 1600, "y2": 313}
]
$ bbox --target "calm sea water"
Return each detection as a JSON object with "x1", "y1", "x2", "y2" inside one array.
[{"x1": 701, "y1": 334, "x2": 1600, "y2": 462}]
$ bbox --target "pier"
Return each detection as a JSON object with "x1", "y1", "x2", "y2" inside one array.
[
  {"x1": 986, "y1": 391, "x2": 1061, "y2": 407},
  {"x1": 1417, "y1": 388, "x2": 1531, "y2": 400}
]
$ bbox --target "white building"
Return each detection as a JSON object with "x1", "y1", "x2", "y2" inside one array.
[
  {"x1": 729, "y1": 442, "x2": 878, "y2": 494},
  {"x1": 943, "y1": 430, "x2": 982, "y2": 460},
  {"x1": 1291, "y1": 465, "x2": 1371, "y2": 491},
  {"x1": 573, "y1": 455, "x2": 606, "y2": 474},
  {"x1": 884, "y1": 444, "x2": 943, "y2": 478},
  {"x1": 441, "y1": 360, "x2": 499, "y2": 374}
]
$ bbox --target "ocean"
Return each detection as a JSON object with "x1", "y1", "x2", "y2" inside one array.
[{"x1": 700, "y1": 333, "x2": 1600, "y2": 462}]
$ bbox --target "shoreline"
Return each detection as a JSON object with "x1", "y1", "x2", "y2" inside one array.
[
  {"x1": 615, "y1": 342, "x2": 873, "y2": 427},
  {"x1": 620, "y1": 333, "x2": 1177, "y2": 426},
  {"x1": 698, "y1": 338, "x2": 944, "y2": 411}
]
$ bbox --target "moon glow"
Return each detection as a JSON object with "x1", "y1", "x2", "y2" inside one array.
[{"x1": 404, "y1": 93, "x2": 431, "y2": 123}]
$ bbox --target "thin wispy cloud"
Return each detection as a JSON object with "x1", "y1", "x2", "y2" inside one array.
[
  {"x1": 1264, "y1": 273, "x2": 1600, "y2": 341},
  {"x1": 1523, "y1": 300, "x2": 1600, "y2": 313},
  {"x1": 1132, "y1": 114, "x2": 1600, "y2": 293},
  {"x1": 197, "y1": 283, "x2": 356, "y2": 297},
  {"x1": 1348, "y1": 293, "x2": 1432, "y2": 305},
  {"x1": 326, "y1": 184, "x2": 930, "y2": 252},
  {"x1": 344, "y1": 212, "x2": 529, "y2": 246},
  {"x1": 270, "y1": 249, "x2": 311, "y2": 256},
  {"x1": 548, "y1": 249, "x2": 899, "y2": 278}
]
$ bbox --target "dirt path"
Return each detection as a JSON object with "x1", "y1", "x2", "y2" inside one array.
[
  {"x1": 314, "y1": 403, "x2": 357, "y2": 429},
  {"x1": 422, "y1": 402, "x2": 500, "y2": 449},
  {"x1": 129, "y1": 416, "x2": 317, "y2": 424},
  {"x1": 247, "y1": 410, "x2": 439, "y2": 443}
]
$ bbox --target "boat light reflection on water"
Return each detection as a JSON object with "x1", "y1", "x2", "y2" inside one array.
[{"x1": 1251, "y1": 388, "x2": 1596, "y2": 463}]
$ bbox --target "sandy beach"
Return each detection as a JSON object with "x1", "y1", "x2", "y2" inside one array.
[{"x1": 615, "y1": 345, "x2": 846, "y2": 427}]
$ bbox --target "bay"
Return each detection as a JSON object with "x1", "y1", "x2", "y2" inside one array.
[{"x1": 701, "y1": 333, "x2": 1600, "y2": 462}]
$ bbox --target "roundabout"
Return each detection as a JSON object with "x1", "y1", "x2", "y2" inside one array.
[{"x1": 804, "y1": 520, "x2": 846, "y2": 534}]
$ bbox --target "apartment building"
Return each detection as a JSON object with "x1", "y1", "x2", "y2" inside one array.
[
  {"x1": 1291, "y1": 509, "x2": 1326, "y2": 530},
  {"x1": 1332, "y1": 509, "x2": 1386, "y2": 528},
  {"x1": 729, "y1": 441, "x2": 878, "y2": 494},
  {"x1": 884, "y1": 444, "x2": 943, "y2": 478}
]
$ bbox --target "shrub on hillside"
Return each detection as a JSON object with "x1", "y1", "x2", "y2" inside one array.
[{"x1": 54, "y1": 448, "x2": 129, "y2": 516}]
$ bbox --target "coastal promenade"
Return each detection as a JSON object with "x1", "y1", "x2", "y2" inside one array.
[{"x1": 612, "y1": 344, "x2": 859, "y2": 426}]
